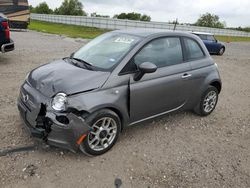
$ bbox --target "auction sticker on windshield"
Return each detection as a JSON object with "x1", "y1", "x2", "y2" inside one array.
[{"x1": 114, "y1": 37, "x2": 135, "y2": 44}]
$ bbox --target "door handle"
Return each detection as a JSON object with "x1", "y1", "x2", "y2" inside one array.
[{"x1": 182, "y1": 73, "x2": 192, "y2": 79}]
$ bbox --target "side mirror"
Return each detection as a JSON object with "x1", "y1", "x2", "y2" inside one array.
[
  {"x1": 134, "y1": 62, "x2": 157, "y2": 81},
  {"x1": 215, "y1": 39, "x2": 218, "y2": 43}
]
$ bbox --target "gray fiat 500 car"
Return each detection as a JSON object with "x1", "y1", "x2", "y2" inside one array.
[{"x1": 18, "y1": 29, "x2": 222, "y2": 155}]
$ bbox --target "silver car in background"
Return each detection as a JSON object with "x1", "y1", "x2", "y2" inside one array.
[{"x1": 18, "y1": 29, "x2": 222, "y2": 156}]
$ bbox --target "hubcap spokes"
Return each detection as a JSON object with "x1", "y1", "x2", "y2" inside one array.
[
  {"x1": 203, "y1": 91, "x2": 217, "y2": 113},
  {"x1": 88, "y1": 117, "x2": 117, "y2": 151}
]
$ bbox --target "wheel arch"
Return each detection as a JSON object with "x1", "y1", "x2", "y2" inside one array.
[
  {"x1": 209, "y1": 80, "x2": 222, "y2": 93},
  {"x1": 105, "y1": 107, "x2": 125, "y2": 131},
  {"x1": 87, "y1": 105, "x2": 127, "y2": 131}
]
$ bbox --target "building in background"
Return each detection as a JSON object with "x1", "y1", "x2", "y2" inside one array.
[{"x1": 0, "y1": 0, "x2": 30, "y2": 29}]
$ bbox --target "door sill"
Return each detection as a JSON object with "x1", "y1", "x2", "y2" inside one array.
[{"x1": 129, "y1": 103, "x2": 185, "y2": 126}]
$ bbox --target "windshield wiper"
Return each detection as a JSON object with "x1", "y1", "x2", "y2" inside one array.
[
  {"x1": 71, "y1": 57, "x2": 93, "y2": 67},
  {"x1": 68, "y1": 57, "x2": 94, "y2": 70}
]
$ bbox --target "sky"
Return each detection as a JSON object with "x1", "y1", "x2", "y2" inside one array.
[{"x1": 29, "y1": 0, "x2": 250, "y2": 27}]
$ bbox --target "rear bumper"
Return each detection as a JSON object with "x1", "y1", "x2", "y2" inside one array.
[
  {"x1": 17, "y1": 83, "x2": 91, "y2": 152},
  {"x1": 1, "y1": 39, "x2": 14, "y2": 53}
]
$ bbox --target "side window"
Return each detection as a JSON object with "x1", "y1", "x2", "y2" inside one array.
[
  {"x1": 198, "y1": 34, "x2": 207, "y2": 40},
  {"x1": 133, "y1": 37, "x2": 183, "y2": 68},
  {"x1": 183, "y1": 38, "x2": 205, "y2": 60},
  {"x1": 207, "y1": 35, "x2": 216, "y2": 42}
]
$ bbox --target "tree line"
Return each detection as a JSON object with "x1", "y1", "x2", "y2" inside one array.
[
  {"x1": 30, "y1": 0, "x2": 249, "y2": 31},
  {"x1": 30, "y1": 0, "x2": 151, "y2": 21},
  {"x1": 30, "y1": 0, "x2": 87, "y2": 16}
]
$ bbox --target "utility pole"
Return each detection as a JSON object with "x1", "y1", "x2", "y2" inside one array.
[{"x1": 173, "y1": 18, "x2": 178, "y2": 31}]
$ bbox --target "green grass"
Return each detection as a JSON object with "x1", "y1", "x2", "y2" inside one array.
[
  {"x1": 29, "y1": 20, "x2": 250, "y2": 42},
  {"x1": 29, "y1": 20, "x2": 109, "y2": 39},
  {"x1": 215, "y1": 35, "x2": 250, "y2": 42}
]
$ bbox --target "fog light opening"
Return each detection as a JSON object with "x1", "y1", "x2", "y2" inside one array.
[{"x1": 56, "y1": 115, "x2": 69, "y2": 125}]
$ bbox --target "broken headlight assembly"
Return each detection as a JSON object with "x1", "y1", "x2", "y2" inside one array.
[{"x1": 52, "y1": 93, "x2": 67, "y2": 111}]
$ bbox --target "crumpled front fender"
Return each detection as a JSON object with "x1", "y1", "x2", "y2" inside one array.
[{"x1": 46, "y1": 112, "x2": 91, "y2": 152}]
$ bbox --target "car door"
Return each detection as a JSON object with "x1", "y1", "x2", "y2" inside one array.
[
  {"x1": 128, "y1": 37, "x2": 192, "y2": 123},
  {"x1": 204, "y1": 35, "x2": 218, "y2": 53},
  {"x1": 182, "y1": 37, "x2": 209, "y2": 104}
]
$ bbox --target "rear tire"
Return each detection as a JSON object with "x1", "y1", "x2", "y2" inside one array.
[
  {"x1": 80, "y1": 109, "x2": 121, "y2": 156},
  {"x1": 194, "y1": 86, "x2": 219, "y2": 116},
  {"x1": 218, "y1": 47, "x2": 225, "y2": 55}
]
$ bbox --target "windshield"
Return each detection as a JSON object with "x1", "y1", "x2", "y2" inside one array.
[{"x1": 73, "y1": 32, "x2": 141, "y2": 71}]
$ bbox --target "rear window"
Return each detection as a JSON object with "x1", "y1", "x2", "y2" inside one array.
[{"x1": 184, "y1": 38, "x2": 205, "y2": 60}]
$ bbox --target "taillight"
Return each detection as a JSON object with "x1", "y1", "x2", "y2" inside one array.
[
  {"x1": 2, "y1": 21, "x2": 8, "y2": 28},
  {"x1": 2, "y1": 21, "x2": 10, "y2": 40}
]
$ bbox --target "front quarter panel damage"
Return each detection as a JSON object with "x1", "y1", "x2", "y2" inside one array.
[
  {"x1": 46, "y1": 112, "x2": 91, "y2": 152},
  {"x1": 67, "y1": 85, "x2": 130, "y2": 125}
]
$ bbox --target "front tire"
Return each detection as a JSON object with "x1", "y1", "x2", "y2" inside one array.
[
  {"x1": 194, "y1": 86, "x2": 219, "y2": 116},
  {"x1": 80, "y1": 109, "x2": 121, "y2": 156}
]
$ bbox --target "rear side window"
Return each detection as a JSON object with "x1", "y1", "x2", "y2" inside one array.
[
  {"x1": 198, "y1": 34, "x2": 207, "y2": 40},
  {"x1": 206, "y1": 35, "x2": 216, "y2": 41},
  {"x1": 183, "y1": 38, "x2": 205, "y2": 60}
]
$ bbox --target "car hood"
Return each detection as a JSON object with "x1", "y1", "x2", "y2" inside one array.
[{"x1": 27, "y1": 59, "x2": 110, "y2": 97}]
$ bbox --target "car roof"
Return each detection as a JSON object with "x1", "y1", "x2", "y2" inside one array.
[
  {"x1": 113, "y1": 29, "x2": 195, "y2": 38},
  {"x1": 192, "y1": 31, "x2": 213, "y2": 36}
]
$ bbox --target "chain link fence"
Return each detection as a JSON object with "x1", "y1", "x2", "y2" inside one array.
[{"x1": 31, "y1": 13, "x2": 250, "y2": 37}]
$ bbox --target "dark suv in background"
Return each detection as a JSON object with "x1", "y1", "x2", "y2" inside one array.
[
  {"x1": 192, "y1": 32, "x2": 225, "y2": 55},
  {"x1": 0, "y1": 14, "x2": 14, "y2": 53}
]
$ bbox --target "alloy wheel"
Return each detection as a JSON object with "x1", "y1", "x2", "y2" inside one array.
[
  {"x1": 87, "y1": 117, "x2": 117, "y2": 152},
  {"x1": 203, "y1": 90, "x2": 217, "y2": 113}
]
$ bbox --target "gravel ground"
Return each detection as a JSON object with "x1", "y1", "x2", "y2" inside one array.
[{"x1": 0, "y1": 31, "x2": 250, "y2": 188}]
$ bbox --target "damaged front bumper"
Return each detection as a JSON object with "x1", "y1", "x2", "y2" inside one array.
[{"x1": 17, "y1": 82, "x2": 90, "y2": 153}]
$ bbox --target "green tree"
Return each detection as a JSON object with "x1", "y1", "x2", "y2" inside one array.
[
  {"x1": 113, "y1": 12, "x2": 151, "y2": 22},
  {"x1": 54, "y1": 8, "x2": 60, "y2": 15},
  {"x1": 114, "y1": 13, "x2": 127, "y2": 19},
  {"x1": 34, "y1": 2, "x2": 53, "y2": 14},
  {"x1": 56, "y1": 0, "x2": 87, "y2": 16},
  {"x1": 195, "y1": 13, "x2": 225, "y2": 28},
  {"x1": 140, "y1": 14, "x2": 151, "y2": 22},
  {"x1": 29, "y1": 5, "x2": 35, "y2": 13},
  {"x1": 126, "y1": 12, "x2": 141, "y2": 20},
  {"x1": 236, "y1": 26, "x2": 250, "y2": 32}
]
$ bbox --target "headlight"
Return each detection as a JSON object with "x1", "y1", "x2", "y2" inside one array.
[{"x1": 52, "y1": 93, "x2": 67, "y2": 111}]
